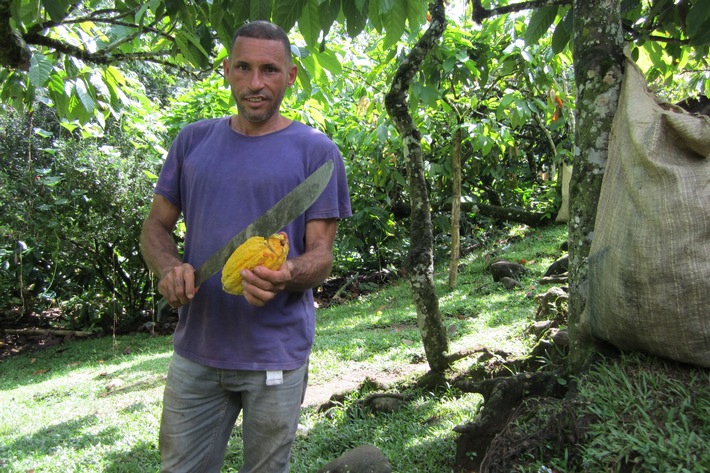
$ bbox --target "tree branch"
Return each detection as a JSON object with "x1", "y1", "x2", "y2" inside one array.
[
  {"x1": 384, "y1": 0, "x2": 451, "y2": 373},
  {"x1": 471, "y1": 0, "x2": 572, "y2": 23},
  {"x1": 1, "y1": 2, "x2": 196, "y2": 71},
  {"x1": 21, "y1": 29, "x2": 194, "y2": 72}
]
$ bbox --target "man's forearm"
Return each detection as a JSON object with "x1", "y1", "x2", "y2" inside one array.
[
  {"x1": 284, "y1": 246, "x2": 334, "y2": 292},
  {"x1": 282, "y1": 218, "x2": 338, "y2": 292},
  {"x1": 139, "y1": 218, "x2": 182, "y2": 279}
]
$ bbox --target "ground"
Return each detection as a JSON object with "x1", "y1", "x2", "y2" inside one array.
[{"x1": 302, "y1": 361, "x2": 430, "y2": 407}]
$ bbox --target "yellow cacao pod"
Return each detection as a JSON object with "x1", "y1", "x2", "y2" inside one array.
[{"x1": 221, "y1": 233, "x2": 289, "y2": 295}]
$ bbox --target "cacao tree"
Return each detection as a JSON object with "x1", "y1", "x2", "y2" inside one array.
[{"x1": 385, "y1": 0, "x2": 450, "y2": 373}]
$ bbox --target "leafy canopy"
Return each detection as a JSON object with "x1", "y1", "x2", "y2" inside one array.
[{"x1": 1, "y1": 0, "x2": 428, "y2": 123}]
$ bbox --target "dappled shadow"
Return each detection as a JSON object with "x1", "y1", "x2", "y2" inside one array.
[
  {"x1": 0, "y1": 337, "x2": 172, "y2": 390},
  {"x1": 103, "y1": 439, "x2": 161, "y2": 473},
  {"x1": 1, "y1": 415, "x2": 120, "y2": 466},
  {"x1": 290, "y1": 386, "x2": 464, "y2": 472}
]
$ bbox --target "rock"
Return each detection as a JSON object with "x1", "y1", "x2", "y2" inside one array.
[
  {"x1": 550, "y1": 328, "x2": 569, "y2": 347},
  {"x1": 489, "y1": 260, "x2": 526, "y2": 282},
  {"x1": 364, "y1": 393, "x2": 405, "y2": 414},
  {"x1": 527, "y1": 320, "x2": 557, "y2": 338},
  {"x1": 544, "y1": 254, "x2": 568, "y2": 277},
  {"x1": 500, "y1": 277, "x2": 522, "y2": 290},
  {"x1": 535, "y1": 286, "x2": 569, "y2": 321},
  {"x1": 539, "y1": 273, "x2": 568, "y2": 285},
  {"x1": 316, "y1": 444, "x2": 392, "y2": 473}
]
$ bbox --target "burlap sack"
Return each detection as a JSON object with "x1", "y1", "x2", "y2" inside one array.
[{"x1": 581, "y1": 55, "x2": 710, "y2": 367}]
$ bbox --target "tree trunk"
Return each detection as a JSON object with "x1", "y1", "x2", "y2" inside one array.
[
  {"x1": 449, "y1": 126, "x2": 463, "y2": 289},
  {"x1": 567, "y1": 0, "x2": 624, "y2": 370},
  {"x1": 384, "y1": 0, "x2": 450, "y2": 373}
]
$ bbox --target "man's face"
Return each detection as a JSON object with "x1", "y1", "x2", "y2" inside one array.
[{"x1": 223, "y1": 36, "x2": 297, "y2": 127}]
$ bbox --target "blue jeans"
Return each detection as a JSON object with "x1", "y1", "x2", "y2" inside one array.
[{"x1": 159, "y1": 353, "x2": 308, "y2": 473}]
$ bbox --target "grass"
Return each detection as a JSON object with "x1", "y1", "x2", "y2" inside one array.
[{"x1": 1, "y1": 223, "x2": 709, "y2": 472}]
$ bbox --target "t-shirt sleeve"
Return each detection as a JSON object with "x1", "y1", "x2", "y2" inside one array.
[
  {"x1": 306, "y1": 147, "x2": 352, "y2": 222},
  {"x1": 154, "y1": 131, "x2": 185, "y2": 210}
]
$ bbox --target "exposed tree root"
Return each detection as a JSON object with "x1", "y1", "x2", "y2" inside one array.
[{"x1": 453, "y1": 370, "x2": 569, "y2": 472}]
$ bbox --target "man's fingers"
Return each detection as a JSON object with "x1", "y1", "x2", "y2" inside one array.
[
  {"x1": 240, "y1": 268, "x2": 279, "y2": 306},
  {"x1": 159, "y1": 263, "x2": 196, "y2": 308}
]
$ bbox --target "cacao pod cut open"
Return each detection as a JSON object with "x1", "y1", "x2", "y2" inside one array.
[{"x1": 221, "y1": 233, "x2": 289, "y2": 295}]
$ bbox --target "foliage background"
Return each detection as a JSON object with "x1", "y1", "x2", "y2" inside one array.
[{"x1": 1, "y1": 0, "x2": 708, "y2": 332}]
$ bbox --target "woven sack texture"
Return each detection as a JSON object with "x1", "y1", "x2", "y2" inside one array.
[{"x1": 581, "y1": 56, "x2": 710, "y2": 367}]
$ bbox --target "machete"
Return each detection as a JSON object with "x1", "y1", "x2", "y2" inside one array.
[{"x1": 194, "y1": 160, "x2": 334, "y2": 285}]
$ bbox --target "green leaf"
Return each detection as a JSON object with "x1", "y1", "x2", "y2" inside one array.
[
  {"x1": 42, "y1": 175, "x2": 64, "y2": 186},
  {"x1": 175, "y1": 30, "x2": 210, "y2": 69},
  {"x1": 317, "y1": 0, "x2": 342, "y2": 41},
  {"x1": 294, "y1": 59, "x2": 313, "y2": 97},
  {"x1": 382, "y1": 0, "x2": 407, "y2": 49},
  {"x1": 314, "y1": 50, "x2": 342, "y2": 76},
  {"x1": 301, "y1": 54, "x2": 323, "y2": 82},
  {"x1": 250, "y1": 0, "x2": 271, "y2": 21},
  {"x1": 406, "y1": 0, "x2": 427, "y2": 31},
  {"x1": 525, "y1": 6, "x2": 558, "y2": 45},
  {"x1": 367, "y1": 0, "x2": 383, "y2": 32},
  {"x1": 164, "y1": 0, "x2": 186, "y2": 18},
  {"x1": 143, "y1": 170, "x2": 159, "y2": 181},
  {"x1": 686, "y1": 0, "x2": 710, "y2": 45},
  {"x1": 46, "y1": 72, "x2": 68, "y2": 115},
  {"x1": 75, "y1": 79, "x2": 96, "y2": 116},
  {"x1": 551, "y1": 9, "x2": 573, "y2": 54},
  {"x1": 620, "y1": 0, "x2": 642, "y2": 16},
  {"x1": 376, "y1": 123, "x2": 389, "y2": 143},
  {"x1": 33, "y1": 128, "x2": 54, "y2": 138},
  {"x1": 41, "y1": 0, "x2": 71, "y2": 22},
  {"x1": 298, "y1": 0, "x2": 321, "y2": 47},
  {"x1": 211, "y1": 2, "x2": 242, "y2": 47},
  {"x1": 500, "y1": 93, "x2": 515, "y2": 108},
  {"x1": 343, "y1": 0, "x2": 368, "y2": 37},
  {"x1": 29, "y1": 53, "x2": 52, "y2": 87},
  {"x1": 273, "y1": 0, "x2": 307, "y2": 31}
]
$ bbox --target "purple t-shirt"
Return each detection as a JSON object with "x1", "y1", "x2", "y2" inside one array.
[{"x1": 155, "y1": 117, "x2": 351, "y2": 370}]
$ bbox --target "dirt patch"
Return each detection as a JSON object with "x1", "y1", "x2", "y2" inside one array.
[{"x1": 303, "y1": 362, "x2": 430, "y2": 407}]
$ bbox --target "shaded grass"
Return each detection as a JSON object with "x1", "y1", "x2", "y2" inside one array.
[
  {"x1": 506, "y1": 352, "x2": 710, "y2": 473},
  {"x1": 0, "y1": 335, "x2": 168, "y2": 472}
]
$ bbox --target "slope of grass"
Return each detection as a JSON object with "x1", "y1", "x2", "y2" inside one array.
[{"x1": 1, "y1": 223, "x2": 708, "y2": 472}]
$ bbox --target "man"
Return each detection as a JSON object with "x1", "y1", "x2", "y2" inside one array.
[{"x1": 140, "y1": 20, "x2": 351, "y2": 472}]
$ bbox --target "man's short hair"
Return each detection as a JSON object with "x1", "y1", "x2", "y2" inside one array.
[{"x1": 230, "y1": 20, "x2": 292, "y2": 62}]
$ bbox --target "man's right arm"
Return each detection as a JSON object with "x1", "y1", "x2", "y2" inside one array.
[{"x1": 140, "y1": 194, "x2": 196, "y2": 308}]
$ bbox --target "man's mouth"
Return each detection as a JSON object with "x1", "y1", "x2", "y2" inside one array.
[{"x1": 244, "y1": 96, "x2": 267, "y2": 103}]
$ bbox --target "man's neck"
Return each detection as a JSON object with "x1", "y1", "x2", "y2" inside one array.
[{"x1": 229, "y1": 115, "x2": 292, "y2": 136}]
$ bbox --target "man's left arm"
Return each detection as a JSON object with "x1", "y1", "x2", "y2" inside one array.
[{"x1": 241, "y1": 218, "x2": 338, "y2": 306}]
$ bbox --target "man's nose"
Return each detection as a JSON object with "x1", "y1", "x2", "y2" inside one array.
[{"x1": 249, "y1": 70, "x2": 264, "y2": 88}]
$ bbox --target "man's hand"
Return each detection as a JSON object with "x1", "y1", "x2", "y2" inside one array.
[
  {"x1": 238, "y1": 218, "x2": 338, "y2": 307},
  {"x1": 240, "y1": 262, "x2": 292, "y2": 307},
  {"x1": 158, "y1": 263, "x2": 198, "y2": 308}
]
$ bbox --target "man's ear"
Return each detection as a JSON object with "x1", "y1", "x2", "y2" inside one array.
[
  {"x1": 288, "y1": 64, "x2": 298, "y2": 86},
  {"x1": 222, "y1": 58, "x2": 230, "y2": 79}
]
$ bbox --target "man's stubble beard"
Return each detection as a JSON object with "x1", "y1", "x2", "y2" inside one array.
[{"x1": 233, "y1": 89, "x2": 286, "y2": 125}]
